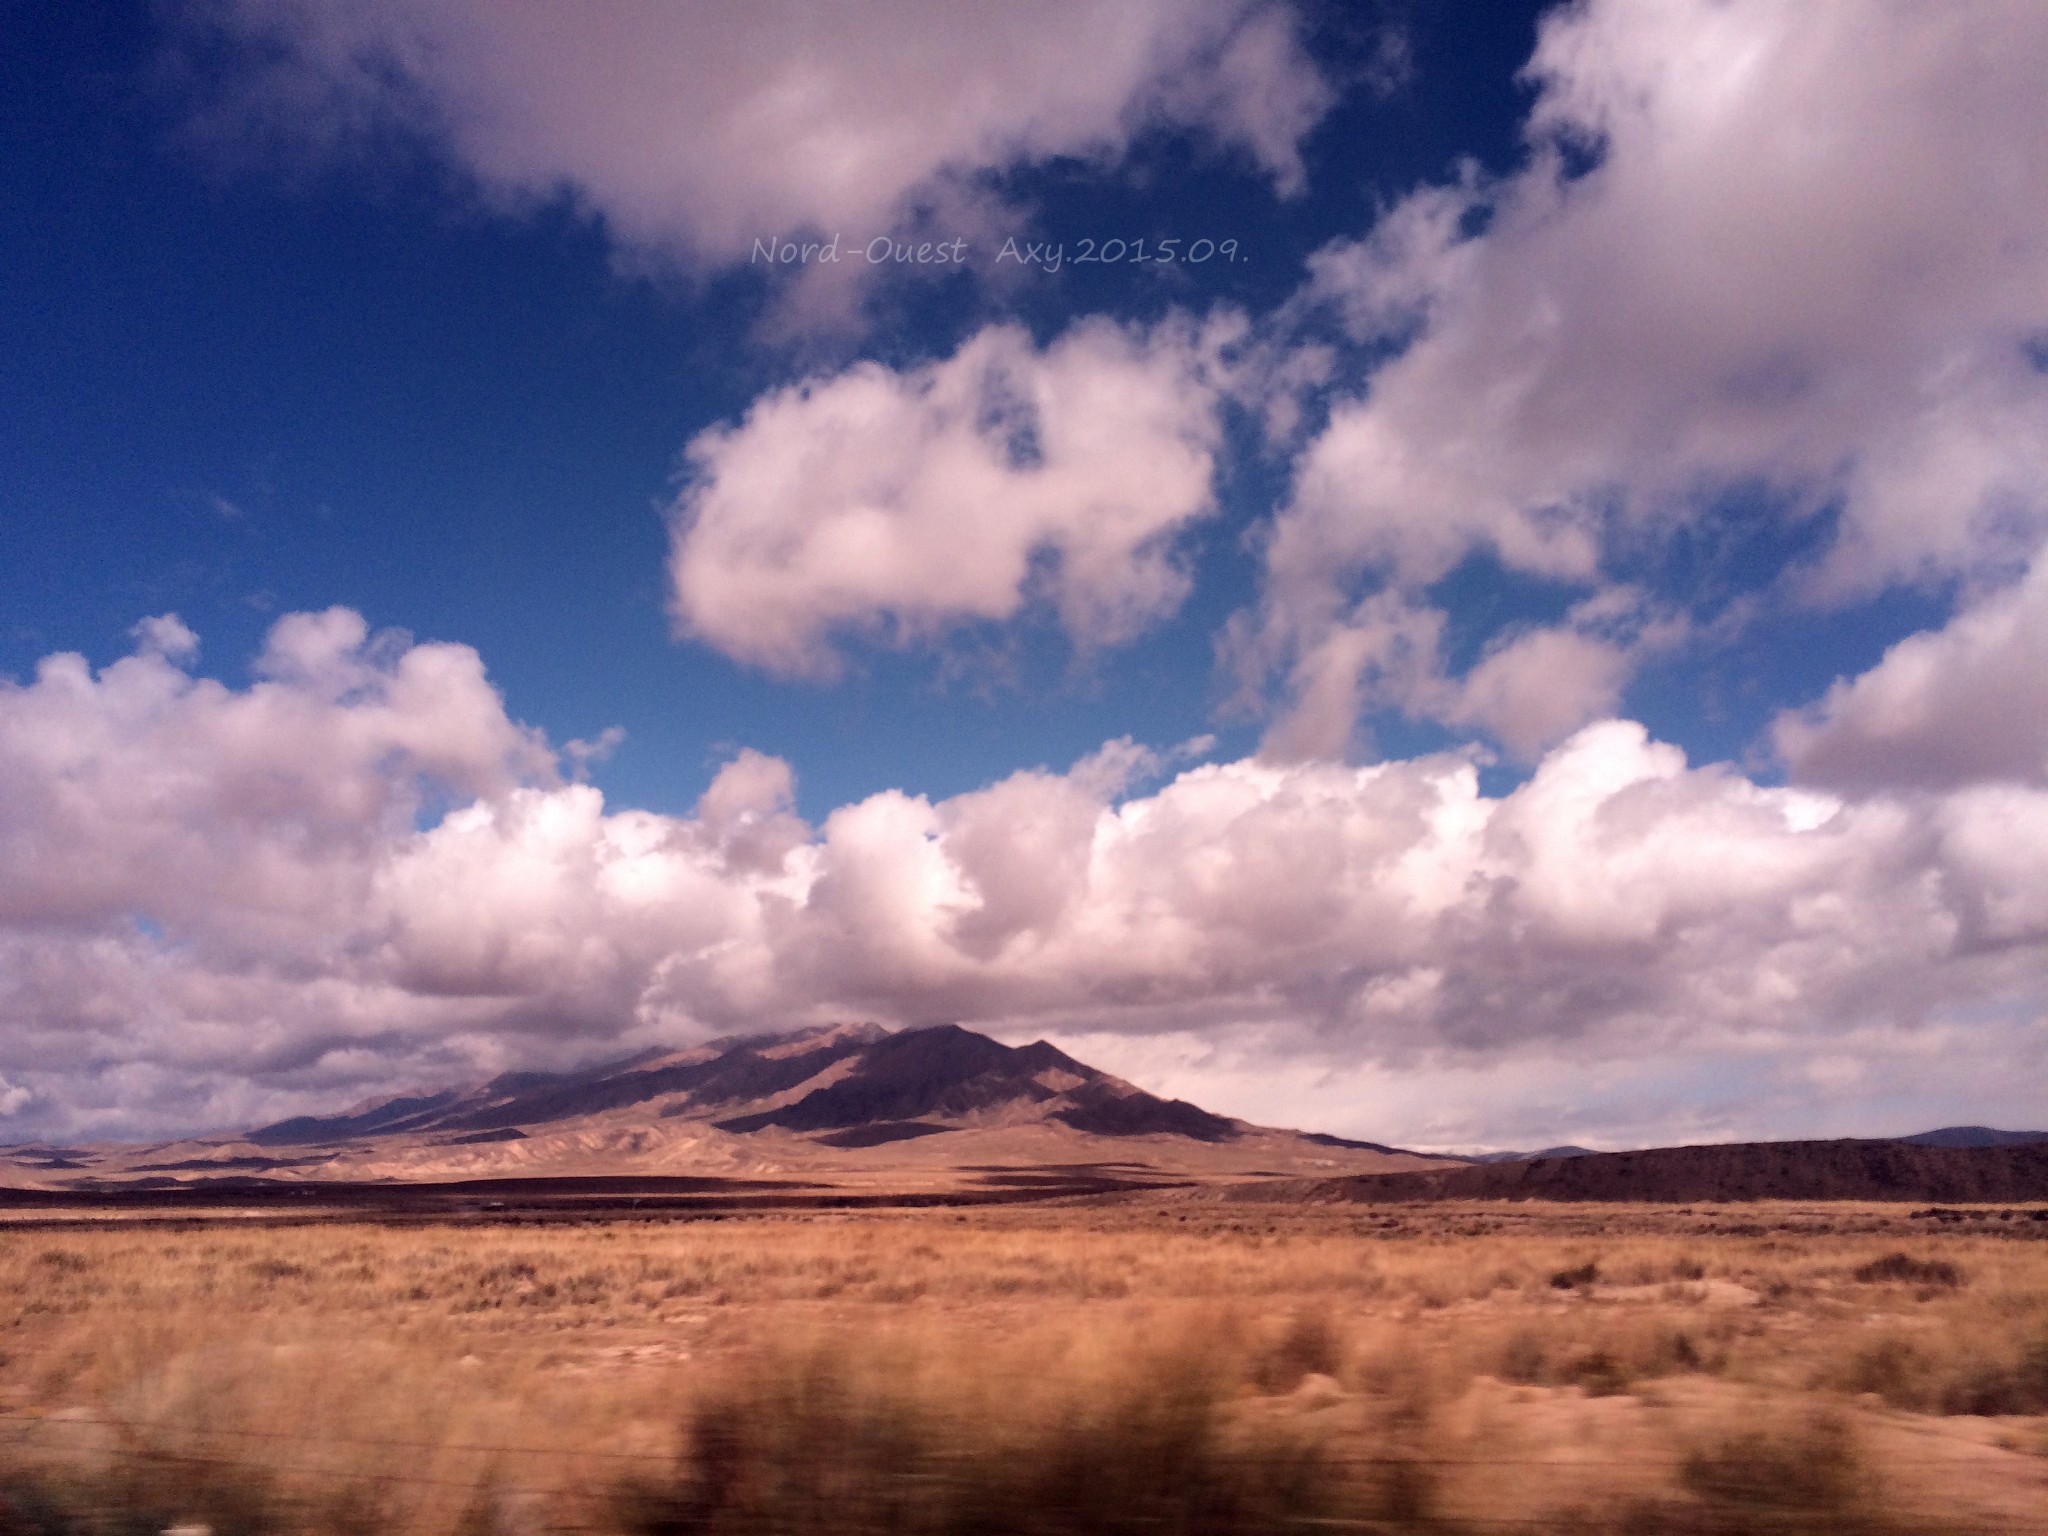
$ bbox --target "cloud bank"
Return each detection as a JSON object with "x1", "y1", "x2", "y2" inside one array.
[
  {"x1": 3, "y1": 613, "x2": 2041, "y2": 1142},
  {"x1": 25, "y1": 2, "x2": 2040, "y2": 1145}
]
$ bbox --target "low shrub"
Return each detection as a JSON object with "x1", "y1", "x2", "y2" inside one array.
[
  {"x1": 1851, "y1": 1252, "x2": 1963, "y2": 1288},
  {"x1": 1494, "y1": 1322, "x2": 1710, "y2": 1394},
  {"x1": 1617, "y1": 1412, "x2": 1913, "y2": 1535},
  {"x1": 1839, "y1": 1336, "x2": 1934, "y2": 1410},
  {"x1": 615, "y1": 1342, "x2": 1391, "y2": 1536},
  {"x1": 1679, "y1": 1413, "x2": 1860, "y2": 1515},
  {"x1": 1937, "y1": 1331, "x2": 2048, "y2": 1416},
  {"x1": 1249, "y1": 1307, "x2": 1344, "y2": 1392},
  {"x1": 0, "y1": 1453, "x2": 320, "y2": 1536},
  {"x1": 1835, "y1": 1326, "x2": 2048, "y2": 1416}
]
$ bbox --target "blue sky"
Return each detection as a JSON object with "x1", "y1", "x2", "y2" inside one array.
[
  {"x1": 2, "y1": 1, "x2": 2045, "y2": 1148},
  {"x1": 1, "y1": 1, "x2": 1555, "y2": 819}
]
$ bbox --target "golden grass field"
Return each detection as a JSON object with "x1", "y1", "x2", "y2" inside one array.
[{"x1": 1, "y1": 1200, "x2": 2044, "y2": 1534}]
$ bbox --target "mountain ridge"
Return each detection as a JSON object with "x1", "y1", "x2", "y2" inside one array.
[{"x1": 12, "y1": 1025, "x2": 2035, "y2": 1201}]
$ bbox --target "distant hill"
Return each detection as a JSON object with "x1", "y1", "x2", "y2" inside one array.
[
  {"x1": 1466, "y1": 1145, "x2": 1601, "y2": 1164},
  {"x1": 1893, "y1": 1126, "x2": 2048, "y2": 1149},
  {"x1": 1461, "y1": 1130, "x2": 2048, "y2": 1163},
  {"x1": 1269, "y1": 1138, "x2": 2048, "y2": 1205}
]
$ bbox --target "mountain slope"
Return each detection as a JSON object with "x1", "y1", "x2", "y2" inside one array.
[
  {"x1": 711, "y1": 1025, "x2": 1238, "y2": 1142},
  {"x1": 248, "y1": 1024, "x2": 892, "y2": 1146}
]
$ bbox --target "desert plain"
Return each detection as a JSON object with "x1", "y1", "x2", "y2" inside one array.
[{"x1": 2, "y1": 1194, "x2": 2044, "y2": 1536}]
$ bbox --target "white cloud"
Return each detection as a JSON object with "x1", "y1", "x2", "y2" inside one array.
[
  {"x1": 1252, "y1": 585, "x2": 1683, "y2": 763},
  {"x1": 1777, "y1": 551, "x2": 2048, "y2": 791},
  {"x1": 129, "y1": 613, "x2": 200, "y2": 662},
  {"x1": 184, "y1": 0, "x2": 1330, "y2": 274},
  {"x1": 3, "y1": 615, "x2": 2044, "y2": 1140},
  {"x1": 1248, "y1": 591, "x2": 1443, "y2": 762},
  {"x1": 562, "y1": 724, "x2": 626, "y2": 781},
  {"x1": 1430, "y1": 588, "x2": 1687, "y2": 760},
  {"x1": 1034, "y1": 1010, "x2": 2048, "y2": 1152},
  {"x1": 1256, "y1": 0, "x2": 2048, "y2": 750},
  {"x1": 0, "y1": 608, "x2": 548, "y2": 942},
  {"x1": 668, "y1": 316, "x2": 1231, "y2": 675},
  {"x1": 1296, "y1": 173, "x2": 1480, "y2": 351},
  {"x1": 1438, "y1": 625, "x2": 1632, "y2": 762}
]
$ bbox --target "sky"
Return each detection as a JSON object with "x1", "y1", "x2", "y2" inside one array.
[{"x1": 2, "y1": 0, "x2": 2045, "y2": 1151}]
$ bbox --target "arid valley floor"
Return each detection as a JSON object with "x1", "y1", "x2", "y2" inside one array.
[{"x1": 2, "y1": 1196, "x2": 2044, "y2": 1535}]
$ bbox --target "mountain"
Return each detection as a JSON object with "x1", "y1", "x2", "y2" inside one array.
[
  {"x1": 246, "y1": 1023, "x2": 1241, "y2": 1149},
  {"x1": 5, "y1": 1023, "x2": 1450, "y2": 1192}
]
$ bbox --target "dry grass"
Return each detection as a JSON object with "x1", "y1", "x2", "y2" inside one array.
[{"x1": 0, "y1": 1202, "x2": 2042, "y2": 1533}]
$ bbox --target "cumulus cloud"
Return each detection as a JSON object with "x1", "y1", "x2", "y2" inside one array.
[
  {"x1": 1431, "y1": 587, "x2": 1688, "y2": 759},
  {"x1": 3, "y1": 614, "x2": 2043, "y2": 1140},
  {"x1": 669, "y1": 316, "x2": 1231, "y2": 674},
  {"x1": 0, "y1": 612, "x2": 557, "y2": 1134},
  {"x1": 182, "y1": 0, "x2": 1330, "y2": 273},
  {"x1": 1437, "y1": 628, "x2": 1632, "y2": 762},
  {"x1": 129, "y1": 613, "x2": 200, "y2": 662},
  {"x1": 1252, "y1": 584, "x2": 1684, "y2": 762},
  {"x1": 1777, "y1": 552, "x2": 2048, "y2": 791},
  {"x1": 1255, "y1": 0, "x2": 2048, "y2": 751},
  {"x1": 0, "y1": 608, "x2": 549, "y2": 941}
]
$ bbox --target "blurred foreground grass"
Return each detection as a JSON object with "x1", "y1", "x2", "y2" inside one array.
[{"x1": 0, "y1": 1202, "x2": 2043, "y2": 1533}]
